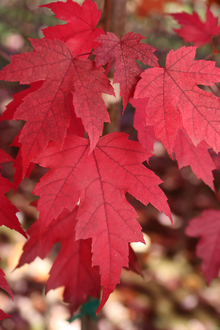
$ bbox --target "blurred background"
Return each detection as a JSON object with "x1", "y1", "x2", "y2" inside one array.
[{"x1": 1, "y1": 0, "x2": 220, "y2": 329}]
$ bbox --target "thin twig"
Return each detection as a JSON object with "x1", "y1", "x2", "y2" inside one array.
[{"x1": 0, "y1": 48, "x2": 11, "y2": 63}]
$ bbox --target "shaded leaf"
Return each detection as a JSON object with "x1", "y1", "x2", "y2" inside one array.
[
  {"x1": 94, "y1": 32, "x2": 158, "y2": 109},
  {"x1": 0, "y1": 150, "x2": 26, "y2": 237},
  {"x1": 0, "y1": 263, "x2": 13, "y2": 321},
  {"x1": 131, "y1": 97, "x2": 156, "y2": 157},
  {"x1": 174, "y1": 128, "x2": 216, "y2": 189},
  {"x1": 172, "y1": 7, "x2": 220, "y2": 47},
  {"x1": 186, "y1": 210, "x2": 220, "y2": 283}
]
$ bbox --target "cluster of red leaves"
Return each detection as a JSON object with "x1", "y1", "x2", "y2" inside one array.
[{"x1": 1, "y1": 0, "x2": 220, "y2": 319}]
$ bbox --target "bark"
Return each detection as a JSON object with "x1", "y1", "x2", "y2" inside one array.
[
  {"x1": 102, "y1": 0, "x2": 128, "y2": 134},
  {"x1": 81, "y1": 315, "x2": 98, "y2": 330},
  {"x1": 103, "y1": 0, "x2": 127, "y2": 38},
  {"x1": 93, "y1": 0, "x2": 104, "y2": 10}
]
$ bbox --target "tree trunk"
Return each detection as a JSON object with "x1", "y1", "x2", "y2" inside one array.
[
  {"x1": 81, "y1": 315, "x2": 98, "y2": 330},
  {"x1": 80, "y1": 1, "x2": 128, "y2": 328},
  {"x1": 103, "y1": 0, "x2": 127, "y2": 38},
  {"x1": 102, "y1": 0, "x2": 128, "y2": 134}
]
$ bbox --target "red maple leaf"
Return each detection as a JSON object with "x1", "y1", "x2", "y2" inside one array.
[
  {"x1": 18, "y1": 205, "x2": 142, "y2": 312},
  {"x1": 173, "y1": 129, "x2": 216, "y2": 189},
  {"x1": 171, "y1": 7, "x2": 220, "y2": 47},
  {"x1": 0, "y1": 150, "x2": 26, "y2": 237},
  {"x1": 186, "y1": 210, "x2": 220, "y2": 283},
  {"x1": 17, "y1": 209, "x2": 74, "y2": 269},
  {"x1": 47, "y1": 229, "x2": 141, "y2": 313},
  {"x1": 0, "y1": 81, "x2": 43, "y2": 122},
  {"x1": 17, "y1": 207, "x2": 101, "y2": 312},
  {"x1": 67, "y1": 101, "x2": 85, "y2": 137},
  {"x1": 126, "y1": 245, "x2": 143, "y2": 277},
  {"x1": 2, "y1": 82, "x2": 85, "y2": 140},
  {"x1": 33, "y1": 132, "x2": 170, "y2": 311},
  {"x1": 131, "y1": 97, "x2": 157, "y2": 158},
  {"x1": 41, "y1": 0, "x2": 104, "y2": 56},
  {"x1": 0, "y1": 82, "x2": 43, "y2": 183},
  {"x1": 134, "y1": 46, "x2": 220, "y2": 154},
  {"x1": 0, "y1": 38, "x2": 114, "y2": 174},
  {"x1": 0, "y1": 150, "x2": 25, "y2": 320},
  {"x1": 94, "y1": 32, "x2": 158, "y2": 109},
  {"x1": 46, "y1": 215, "x2": 100, "y2": 312},
  {"x1": 1, "y1": 83, "x2": 84, "y2": 184},
  {"x1": 0, "y1": 266, "x2": 13, "y2": 321},
  {"x1": 0, "y1": 309, "x2": 11, "y2": 322},
  {"x1": 9, "y1": 135, "x2": 35, "y2": 188}
]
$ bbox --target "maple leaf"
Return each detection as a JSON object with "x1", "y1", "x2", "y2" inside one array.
[
  {"x1": 126, "y1": 245, "x2": 143, "y2": 277},
  {"x1": 0, "y1": 82, "x2": 43, "y2": 184},
  {"x1": 17, "y1": 205, "x2": 141, "y2": 312},
  {"x1": 46, "y1": 221, "x2": 100, "y2": 312},
  {"x1": 0, "y1": 310, "x2": 11, "y2": 322},
  {"x1": 0, "y1": 150, "x2": 26, "y2": 320},
  {"x1": 131, "y1": 97, "x2": 157, "y2": 158},
  {"x1": 0, "y1": 150, "x2": 26, "y2": 237},
  {"x1": 13, "y1": 152, "x2": 35, "y2": 188},
  {"x1": 134, "y1": 46, "x2": 220, "y2": 154},
  {"x1": 33, "y1": 132, "x2": 170, "y2": 311},
  {"x1": 0, "y1": 81, "x2": 43, "y2": 122},
  {"x1": 210, "y1": 149, "x2": 220, "y2": 169},
  {"x1": 17, "y1": 209, "x2": 74, "y2": 269},
  {"x1": 41, "y1": 0, "x2": 104, "y2": 56},
  {"x1": 47, "y1": 231, "x2": 141, "y2": 313},
  {"x1": 0, "y1": 38, "x2": 114, "y2": 174},
  {"x1": 0, "y1": 266, "x2": 13, "y2": 321},
  {"x1": 173, "y1": 129, "x2": 216, "y2": 189},
  {"x1": 94, "y1": 32, "x2": 158, "y2": 110},
  {"x1": 186, "y1": 210, "x2": 220, "y2": 283},
  {"x1": 171, "y1": 7, "x2": 220, "y2": 47},
  {"x1": 8, "y1": 135, "x2": 35, "y2": 188},
  {"x1": 67, "y1": 101, "x2": 85, "y2": 137},
  {"x1": 18, "y1": 207, "x2": 101, "y2": 312},
  {"x1": 48, "y1": 238, "x2": 100, "y2": 313}
]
